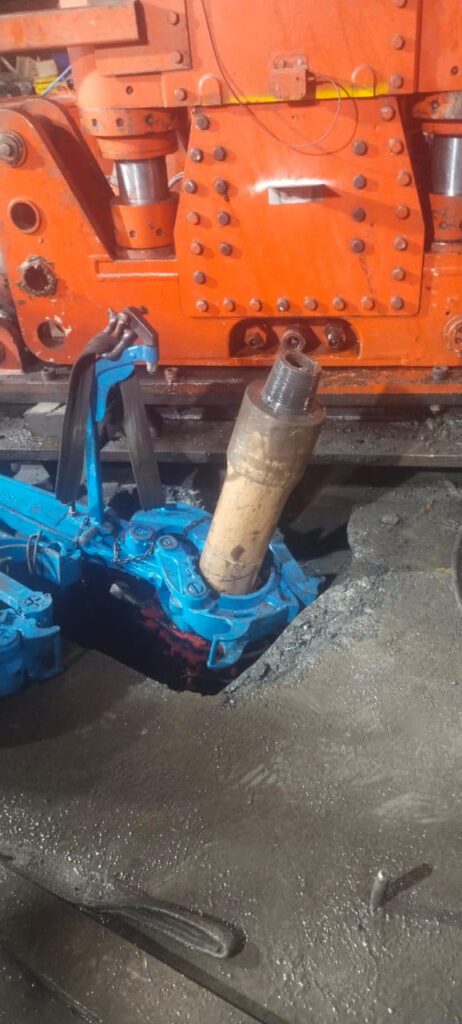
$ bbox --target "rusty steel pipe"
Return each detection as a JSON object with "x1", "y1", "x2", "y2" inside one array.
[{"x1": 199, "y1": 351, "x2": 325, "y2": 595}]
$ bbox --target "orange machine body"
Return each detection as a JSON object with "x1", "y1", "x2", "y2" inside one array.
[{"x1": 1, "y1": 0, "x2": 462, "y2": 399}]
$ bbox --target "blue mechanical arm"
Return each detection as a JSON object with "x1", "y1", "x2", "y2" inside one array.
[{"x1": 0, "y1": 309, "x2": 322, "y2": 693}]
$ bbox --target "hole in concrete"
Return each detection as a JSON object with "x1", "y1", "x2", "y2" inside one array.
[{"x1": 37, "y1": 319, "x2": 67, "y2": 348}]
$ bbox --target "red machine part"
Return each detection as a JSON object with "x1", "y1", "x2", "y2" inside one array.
[{"x1": 0, "y1": 0, "x2": 462, "y2": 396}]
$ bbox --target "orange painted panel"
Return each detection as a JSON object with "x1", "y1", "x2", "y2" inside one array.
[{"x1": 176, "y1": 101, "x2": 424, "y2": 318}]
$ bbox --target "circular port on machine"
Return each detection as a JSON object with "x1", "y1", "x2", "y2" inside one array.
[
  {"x1": 9, "y1": 200, "x2": 41, "y2": 233},
  {"x1": 37, "y1": 318, "x2": 66, "y2": 348},
  {"x1": 20, "y1": 257, "x2": 57, "y2": 297}
]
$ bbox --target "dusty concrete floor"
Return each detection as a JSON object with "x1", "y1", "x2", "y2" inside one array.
[{"x1": 0, "y1": 474, "x2": 461, "y2": 1022}]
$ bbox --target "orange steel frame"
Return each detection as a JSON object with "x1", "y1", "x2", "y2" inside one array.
[{"x1": 1, "y1": 0, "x2": 462, "y2": 399}]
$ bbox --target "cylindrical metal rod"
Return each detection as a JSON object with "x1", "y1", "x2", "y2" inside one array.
[
  {"x1": 427, "y1": 134, "x2": 462, "y2": 196},
  {"x1": 199, "y1": 352, "x2": 325, "y2": 596},
  {"x1": 115, "y1": 158, "x2": 169, "y2": 205}
]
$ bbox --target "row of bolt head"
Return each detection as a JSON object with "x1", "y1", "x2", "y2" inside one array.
[
  {"x1": 185, "y1": 172, "x2": 411, "y2": 195},
  {"x1": 194, "y1": 295, "x2": 406, "y2": 313},
  {"x1": 352, "y1": 138, "x2": 406, "y2": 155}
]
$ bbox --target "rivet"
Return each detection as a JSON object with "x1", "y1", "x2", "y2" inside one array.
[
  {"x1": 353, "y1": 139, "x2": 368, "y2": 156},
  {"x1": 392, "y1": 266, "x2": 405, "y2": 280},
  {"x1": 391, "y1": 295, "x2": 404, "y2": 309},
  {"x1": 193, "y1": 270, "x2": 206, "y2": 284},
  {"x1": 171, "y1": 50, "x2": 183, "y2": 64},
  {"x1": 195, "y1": 114, "x2": 210, "y2": 131},
  {"x1": 223, "y1": 297, "x2": 235, "y2": 311},
  {"x1": 167, "y1": 9, "x2": 180, "y2": 23},
  {"x1": 391, "y1": 34, "x2": 405, "y2": 49},
  {"x1": 276, "y1": 297, "x2": 290, "y2": 312},
  {"x1": 213, "y1": 146, "x2": 227, "y2": 161},
  {"x1": 190, "y1": 147, "x2": 203, "y2": 162},
  {"x1": 190, "y1": 240, "x2": 203, "y2": 255},
  {"x1": 394, "y1": 235, "x2": 408, "y2": 250},
  {"x1": 353, "y1": 174, "x2": 367, "y2": 189},
  {"x1": 174, "y1": 87, "x2": 187, "y2": 101},
  {"x1": 389, "y1": 137, "x2": 404, "y2": 154},
  {"x1": 220, "y1": 242, "x2": 232, "y2": 255},
  {"x1": 186, "y1": 210, "x2": 200, "y2": 225},
  {"x1": 184, "y1": 179, "x2": 197, "y2": 193},
  {"x1": 389, "y1": 73, "x2": 404, "y2": 89},
  {"x1": 361, "y1": 296, "x2": 375, "y2": 310},
  {"x1": 333, "y1": 296, "x2": 346, "y2": 311},
  {"x1": 397, "y1": 170, "x2": 412, "y2": 186},
  {"x1": 304, "y1": 297, "x2": 318, "y2": 311},
  {"x1": 393, "y1": 0, "x2": 407, "y2": 7},
  {"x1": 350, "y1": 238, "x2": 365, "y2": 253},
  {"x1": 196, "y1": 299, "x2": 208, "y2": 312},
  {"x1": 249, "y1": 297, "x2": 262, "y2": 311},
  {"x1": 217, "y1": 210, "x2": 230, "y2": 225},
  {"x1": 396, "y1": 204, "x2": 410, "y2": 219},
  {"x1": 352, "y1": 207, "x2": 366, "y2": 222},
  {"x1": 214, "y1": 178, "x2": 228, "y2": 194},
  {"x1": 380, "y1": 104, "x2": 395, "y2": 121}
]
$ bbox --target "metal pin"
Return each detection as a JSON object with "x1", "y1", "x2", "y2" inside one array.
[{"x1": 369, "y1": 868, "x2": 390, "y2": 914}]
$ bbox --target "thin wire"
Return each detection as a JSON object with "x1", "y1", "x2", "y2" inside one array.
[
  {"x1": 199, "y1": 0, "x2": 344, "y2": 152},
  {"x1": 41, "y1": 65, "x2": 72, "y2": 97}
]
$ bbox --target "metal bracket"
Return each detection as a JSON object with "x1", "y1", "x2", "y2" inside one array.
[{"x1": 269, "y1": 54, "x2": 312, "y2": 101}]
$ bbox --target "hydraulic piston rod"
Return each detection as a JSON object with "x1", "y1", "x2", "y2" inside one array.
[{"x1": 199, "y1": 351, "x2": 325, "y2": 596}]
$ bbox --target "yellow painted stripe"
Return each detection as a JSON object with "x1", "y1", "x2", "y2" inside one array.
[{"x1": 227, "y1": 83, "x2": 390, "y2": 104}]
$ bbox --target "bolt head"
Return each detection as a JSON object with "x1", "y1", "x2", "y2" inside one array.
[
  {"x1": 186, "y1": 580, "x2": 205, "y2": 596},
  {"x1": 171, "y1": 50, "x2": 183, "y2": 64},
  {"x1": 0, "y1": 132, "x2": 25, "y2": 166},
  {"x1": 392, "y1": 266, "x2": 405, "y2": 280},
  {"x1": 167, "y1": 8, "x2": 180, "y2": 23},
  {"x1": 353, "y1": 139, "x2": 368, "y2": 156},
  {"x1": 389, "y1": 73, "x2": 404, "y2": 89},
  {"x1": 190, "y1": 240, "x2": 203, "y2": 255},
  {"x1": 217, "y1": 210, "x2": 230, "y2": 225},
  {"x1": 220, "y1": 242, "x2": 232, "y2": 255},
  {"x1": 397, "y1": 170, "x2": 412, "y2": 186},
  {"x1": 391, "y1": 33, "x2": 405, "y2": 49},
  {"x1": 158, "y1": 534, "x2": 178, "y2": 549},
  {"x1": 190, "y1": 147, "x2": 203, "y2": 162},
  {"x1": 389, "y1": 137, "x2": 404, "y2": 155},
  {"x1": 361, "y1": 295, "x2": 375, "y2": 310},
  {"x1": 184, "y1": 179, "x2": 197, "y2": 193},
  {"x1": 394, "y1": 235, "x2": 408, "y2": 251},
  {"x1": 223, "y1": 297, "x2": 235, "y2": 311},
  {"x1": 390, "y1": 295, "x2": 404, "y2": 310},
  {"x1": 195, "y1": 114, "x2": 210, "y2": 131},
  {"x1": 304, "y1": 297, "x2": 318, "y2": 311},
  {"x1": 352, "y1": 207, "x2": 366, "y2": 222},
  {"x1": 249, "y1": 297, "x2": 262, "y2": 311},
  {"x1": 332, "y1": 296, "x2": 346, "y2": 311},
  {"x1": 186, "y1": 210, "x2": 200, "y2": 225},
  {"x1": 353, "y1": 174, "x2": 367, "y2": 189},
  {"x1": 350, "y1": 238, "x2": 365, "y2": 253},
  {"x1": 276, "y1": 297, "x2": 290, "y2": 312},
  {"x1": 213, "y1": 146, "x2": 227, "y2": 161},
  {"x1": 174, "y1": 87, "x2": 187, "y2": 101},
  {"x1": 380, "y1": 104, "x2": 395, "y2": 121},
  {"x1": 196, "y1": 299, "x2": 208, "y2": 312},
  {"x1": 396, "y1": 204, "x2": 410, "y2": 219},
  {"x1": 214, "y1": 178, "x2": 228, "y2": 194},
  {"x1": 193, "y1": 270, "x2": 206, "y2": 284}
]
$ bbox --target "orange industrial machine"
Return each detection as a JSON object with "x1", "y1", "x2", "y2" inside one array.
[{"x1": 0, "y1": 0, "x2": 462, "y2": 404}]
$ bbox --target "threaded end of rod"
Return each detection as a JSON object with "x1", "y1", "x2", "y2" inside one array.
[{"x1": 261, "y1": 351, "x2": 322, "y2": 416}]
